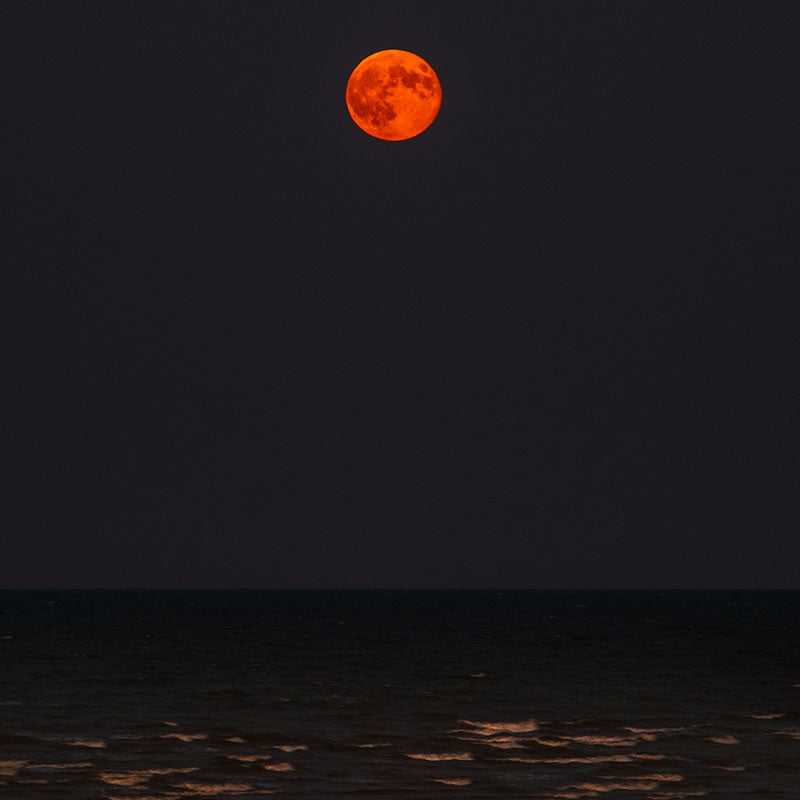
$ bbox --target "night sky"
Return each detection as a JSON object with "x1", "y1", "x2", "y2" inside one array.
[{"x1": 6, "y1": 2, "x2": 799, "y2": 588}]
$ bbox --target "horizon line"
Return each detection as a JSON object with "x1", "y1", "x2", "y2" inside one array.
[{"x1": 2, "y1": 586, "x2": 800, "y2": 592}]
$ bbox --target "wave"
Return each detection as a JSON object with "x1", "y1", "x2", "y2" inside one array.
[
  {"x1": 772, "y1": 729, "x2": 800, "y2": 740},
  {"x1": 98, "y1": 796, "x2": 178, "y2": 800},
  {"x1": 623, "y1": 727, "x2": 688, "y2": 734},
  {"x1": 562, "y1": 734, "x2": 650, "y2": 746},
  {"x1": 224, "y1": 754, "x2": 273, "y2": 763},
  {"x1": 97, "y1": 772, "x2": 145, "y2": 786},
  {"x1": 564, "y1": 717, "x2": 625, "y2": 728},
  {"x1": 172, "y1": 782, "x2": 255, "y2": 795},
  {"x1": 531, "y1": 736, "x2": 571, "y2": 747},
  {"x1": 705, "y1": 734, "x2": 739, "y2": 744},
  {"x1": 458, "y1": 718, "x2": 539, "y2": 734},
  {"x1": 405, "y1": 752, "x2": 473, "y2": 761},
  {"x1": 497, "y1": 754, "x2": 634, "y2": 764},
  {"x1": 0, "y1": 760, "x2": 28, "y2": 777},
  {"x1": 99, "y1": 772, "x2": 148, "y2": 787},
  {"x1": 482, "y1": 736, "x2": 526, "y2": 749},
  {"x1": 98, "y1": 767, "x2": 200, "y2": 787},
  {"x1": 566, "y1": 780, "x2": 661, "y2": 791}
]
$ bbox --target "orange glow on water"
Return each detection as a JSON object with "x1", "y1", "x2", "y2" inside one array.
[{"x1": 404, "y1": 751, "x2": 473, "y2": 761}]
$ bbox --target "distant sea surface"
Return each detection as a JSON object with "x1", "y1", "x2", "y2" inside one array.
[{"x1": 2, "y1": 590, "x2": 799, "y2": 798}]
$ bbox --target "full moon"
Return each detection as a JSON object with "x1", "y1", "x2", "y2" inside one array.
[{"x1": 346, "y1": 50, "x2": 442, "y2": 141}]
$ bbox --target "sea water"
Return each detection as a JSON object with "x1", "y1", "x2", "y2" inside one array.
[{"x1": 1, "y1": 590, "x2": 799, "y2": 798}]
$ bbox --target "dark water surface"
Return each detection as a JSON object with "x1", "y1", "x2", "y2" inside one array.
[{"x1": 1, "y1": 590, "x2": 799, "y2": 798}]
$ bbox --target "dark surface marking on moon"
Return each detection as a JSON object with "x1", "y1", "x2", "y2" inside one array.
[
  {"x1": 347, "y1": 57, "x2": 439, "y2": 135},
  {"x1": 347, "y1": 73, "x2": 397, "y2": 129}
]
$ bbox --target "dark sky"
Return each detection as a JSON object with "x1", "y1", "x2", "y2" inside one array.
[{"x1": 5, "y1": 1, "x2": 799, "y2": 588}]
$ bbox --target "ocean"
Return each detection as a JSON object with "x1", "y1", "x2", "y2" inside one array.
[{"x1": 1, "y1": 590, "x2": 799, "y2": 798}]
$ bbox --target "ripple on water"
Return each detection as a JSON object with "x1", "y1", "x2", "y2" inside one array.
[
  {"x1": 565, "y1": 780, "x2": 660, "y2": 791},
  {"x1": 563, "y1": 734, "x2": 648, "y2": 746},
  {"x1": 224, "y1": 754, "x2": 273, "y2": 762},
  {"x1": 772, "y1": 729, "x2": 800, "y2": 740},
  {"x1": 160, "y1": 732, "x2": 209, "y2": 741},
  {"x1": 712, "y1": 765, "x2": 746, "y2": 771},
  {"x1": 499, "y1": 754, "x2": 635, "y2": 764},
  {"x1": 458, "y1": 718, "x2": 539, "y2": 734},
  {"x1": 705, "y1": 734, "x2": 739, "y2": 744},
  {"x1": 0, "y1": 760, "x2": 28, "y2": 777},
  {"x1": 622, "y1": 773, "x2": 683, "y2": 782},
  {"x1": 98, "y1": 767, "x2": 200, "y2": 786},
  {"x1": 171, "y1": 784, "x2": 257, "y2": 797},
  {"x1": 405, "y1": 752, "x2": 473, "y2": 761}
]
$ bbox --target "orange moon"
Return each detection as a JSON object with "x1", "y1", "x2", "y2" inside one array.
[{"x1": 346, "y1": 50, "x2": 442, "y2": 141}]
